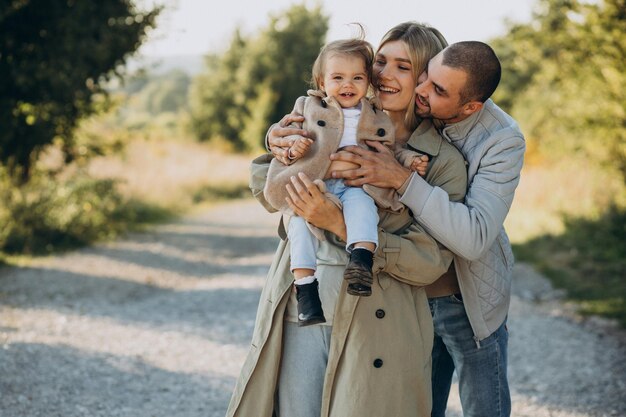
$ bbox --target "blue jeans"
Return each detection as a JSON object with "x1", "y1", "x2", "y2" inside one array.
[
  {"x1": 288, "y1": 179, "x2": 378, "y2": 271},
  {"x1": 429, "y1": 295, "x2": 510, "y2": 417},
  {"x1": 324, "y1": 178, "x2": 379, "y2": 251},
  {"x1": 288, "y1": 216, "x2": 320, "y2": 271}
]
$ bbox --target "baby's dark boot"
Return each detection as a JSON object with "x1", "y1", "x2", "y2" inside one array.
[
  {"x1": 295, "y1": 279, "x2": 326, "y2": 326},
  {"x1": 344, "y1": 247, "x2": 374, "y2": 296}
]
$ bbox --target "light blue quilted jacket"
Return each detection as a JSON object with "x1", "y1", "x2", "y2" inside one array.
[{"x1": 400, "y1": 99, "x2": 526, "y2": 341}]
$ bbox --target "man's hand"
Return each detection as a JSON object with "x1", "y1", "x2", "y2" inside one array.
[
  {"x1": 268, "y1": 113, "x2": 313, "y2": 165},
  {"x1": 285, "y1": 173, "x2": 347, "y2": 241},
  {"x1": 330, "y1": 141, "x2": 412, "y2": 190}
]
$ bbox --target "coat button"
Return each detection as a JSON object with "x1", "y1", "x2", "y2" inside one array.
[
  {"x1": 376, "y1": 128, "x2": 386, "y2": 137},
  {"x1": 321, "y1": 100, "x2": 327, "y2": 108},
  {"x1": 373, "y1": 358, "x2": 383, "y2": 368},
  {"x1": 375, "y1": 309, "x2": 385, "y2": 319},
  {"x1": 317, "y1": 120, "x2": 326, "y2": 127}
]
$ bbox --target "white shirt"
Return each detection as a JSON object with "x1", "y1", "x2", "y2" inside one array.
[{"x1": 338, "y1": 106, "x2": 361, "y2": 149}]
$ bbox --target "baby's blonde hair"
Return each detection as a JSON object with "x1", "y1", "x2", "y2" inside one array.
[{"x1": 311, "y1": 24, "x2": 374, "y2": 91}]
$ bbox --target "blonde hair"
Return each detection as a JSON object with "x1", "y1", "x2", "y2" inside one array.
[
  {"x1": 377, "y1": 22, "x2": 448, "y2": 131},
  {"x1": 311, "y1": 24, "x2": 374, "y2": 91}
]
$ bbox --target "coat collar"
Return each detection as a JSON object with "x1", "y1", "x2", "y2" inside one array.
[
  {"x1": 440, "y1": 99, "x2": 493, "y2": 142},
  {"x1": 406, "y1": 119, "x2": 443, "y2": 157}
]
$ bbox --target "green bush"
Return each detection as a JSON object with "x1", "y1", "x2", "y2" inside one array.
[
  {"x1": 0, "y1": 169, "x2": 171, "y2": 255},
  {"x1": 513, "y1": 205, "x2": 626, "y2": 326},
  {"x1": 188, "y1": 4, "x2": 328, "y2": 151}
]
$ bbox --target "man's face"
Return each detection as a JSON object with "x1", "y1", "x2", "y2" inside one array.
[{"x1": 414, "y1": 52, "x2": 472, "y2": 123}]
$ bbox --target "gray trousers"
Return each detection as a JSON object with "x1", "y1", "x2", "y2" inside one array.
[{"x1": 277, "y1": 322, "x2": 332, "y2": 417}]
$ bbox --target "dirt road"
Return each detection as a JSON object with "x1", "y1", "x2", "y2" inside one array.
[{"x1": 1, "y1": 199, "x2": 624, "y2": 416}]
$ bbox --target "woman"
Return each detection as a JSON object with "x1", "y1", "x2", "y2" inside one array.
[{"x1": 226, "y1": 22, "x2": 467, "y2": 417}]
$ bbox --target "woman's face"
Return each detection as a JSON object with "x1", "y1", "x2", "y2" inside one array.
[{"x1": 372, "y1": 40, "x2": 416, "y2": 113}]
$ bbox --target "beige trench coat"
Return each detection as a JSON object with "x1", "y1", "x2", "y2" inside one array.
[{"x1": 227, "y1": 120, "x2": 467, "y2": 417}]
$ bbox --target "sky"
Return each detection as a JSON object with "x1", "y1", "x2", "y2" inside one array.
[{"x1": 137, "y1": 0, "x2": 537, "y2": 57}]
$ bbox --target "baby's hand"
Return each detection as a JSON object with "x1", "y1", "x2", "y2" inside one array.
[
  {"x1": 288, "y1": 137, "x2": 313, "y2": 161},
  {"x1": 410, "y1": 154, "x2": 430, "y2": 177}
]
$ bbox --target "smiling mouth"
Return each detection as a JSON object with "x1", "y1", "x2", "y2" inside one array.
[
  {"x1": 378, "y1": 85, "x2": 399, "y2": 94},
  {"x1": 416, "y1": 94, "x2": 429, "y2": 107}
]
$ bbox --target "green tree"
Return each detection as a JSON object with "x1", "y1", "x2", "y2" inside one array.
[
  {"x1": 492, "y1": 0, "x2": 626, "y2": 180},
  {"x1": 0, "y1": 0, "x2": 160, "y2": 182},
  {"x1": 247, "y1": 4, "x2": 329, "y2": 134},
  {"x1": 189, "y1": 30, "x2": 249, "y2": 148},
  {"x1": 240, "y1": 81, "x2": 278, "y2": 151},
  {"x1": 189, "y1": 4, "x2": 328, "y2": 151},
  {"x1": 136, "y1": 69, "x2": 191, "y2": 114}
]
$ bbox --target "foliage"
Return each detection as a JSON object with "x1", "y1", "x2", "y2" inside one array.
[
  {"x1": 62, "y1": 94, "x2": 130, "y2": 169},
  {"x1": 493, "y1": 0, "x2": 626, "y2": 326},
  {"x1": 513, "y1": 205, "x2": 626, "y2": 326},
  {"x1": 99, "y1": 69, "x2": 192, "y2": 136},
  {"x1": 192, "y1": 183, "x2": 252, "y2": 204},
  {"x1": 189, "y1": 4, "x2": 328, "y2": 151},
  {"x1": 492, "y1": 0, "x2": 626, "y2": 180},
  {"x1": 0, "y1": 167, "x2": 171, "y2": 255},
  {"x1": 189, "y1": 34, "x2": 248, "y2": 149},
  {"x1": 0, "y1": 0, "x2": 160, "y2": 182},
  {"x1": 133, "y1": 69, "x2": 191, "y2": 115},
  {"x1": 121, "y1": 68, "x2": 152, "y2": 95}
]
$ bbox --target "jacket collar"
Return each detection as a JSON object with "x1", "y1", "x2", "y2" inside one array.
[
  {"x1": 406, "y1": 119, "x2": 443, "y2": 157},
  {"x1": 440, "y1": 99, "x2": 493, "y2": 142}
]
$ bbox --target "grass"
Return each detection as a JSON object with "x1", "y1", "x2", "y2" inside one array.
[
  {"x1": 508, "y1": 162, "x2": 626, "y2": 327},
  {"x1": 192, "y1": 183, "x2": 252, "y2": 204},
  {"x1": 86, "y1": 136, "x2": 253, "y2": 211},
  {"x1": 0, "y1": 133, "x2": 256, "y2": 262},
  {"x1": 0, "y1": 173, "x2": 176, "y2": 256}
]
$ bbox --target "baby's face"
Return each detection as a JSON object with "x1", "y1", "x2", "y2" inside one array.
[{"x1": 321, "y1": 54, "x2": 369, "y2": 108}]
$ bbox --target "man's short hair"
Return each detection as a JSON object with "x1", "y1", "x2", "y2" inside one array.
[{"x1": 442, "y1": 41, "x2": 501, "y2": 103}]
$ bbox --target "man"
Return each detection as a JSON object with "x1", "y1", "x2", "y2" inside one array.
[{"x1": 330, "y1": 41, "x2": 525, "y2": 417}]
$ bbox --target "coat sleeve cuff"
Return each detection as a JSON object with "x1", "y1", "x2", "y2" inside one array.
[
  {"x1": 373, "y1": 228, "x2": 401, "y2": 273},
  {"x1": 396, "y1": 171, "x2": 413, "y2": 195},
  {"x1": 398, "y1": 172, "x2": 434, "y2": 217},
  {"x1": 249, "y1": 154, "x2": 278, "y2": 213},
  {"x1": 264, "y1": 123, "x2": 278, "y2": 152}
]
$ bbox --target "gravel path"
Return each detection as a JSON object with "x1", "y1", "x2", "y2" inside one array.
[{"x1": 1, "y1": 199, "x2": 624, "y2": 417}]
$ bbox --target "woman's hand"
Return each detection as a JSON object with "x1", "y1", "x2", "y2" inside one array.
[
  {"x1": 268, "y1": 114, "x2": 313, "y2": 165},
  {"x1": 330, "y1": 141, "x2": 412, "y2": 190},
  {"x1": 285, "y1": 173, "x2": 347, "y2": 242}
]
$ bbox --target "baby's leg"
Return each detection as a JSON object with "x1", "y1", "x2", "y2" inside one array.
[
  {"x1": 287, "y1": 216, "x2": 325, "y2": 326},
  {"x1": 341, "y1": 186, "x2": 379, "y2": 253},
  {"x1": 335, "y1": 184, "x2": 379, "y2": 296},
  {"x1": 288, "y1": 216, "x2": 318, "y2": 280}
]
